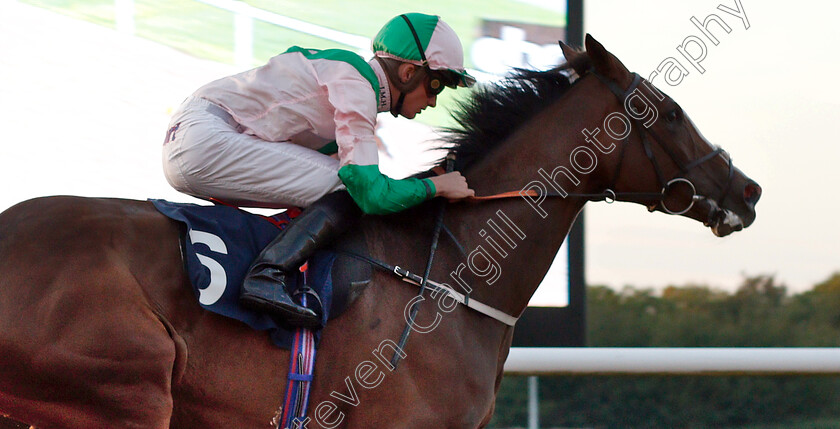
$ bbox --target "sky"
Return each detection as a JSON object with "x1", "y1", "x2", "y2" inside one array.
[
  {"x1": 0, "y1": 0, "x2": 838, "y2": 296},
  {"x1": 582, "y1": 0, "x2": 840, "y2": 293}
]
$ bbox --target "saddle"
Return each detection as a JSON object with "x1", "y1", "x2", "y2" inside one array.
[{"x1": 151, "y1": 199, "x2": 371, "y2": 349}]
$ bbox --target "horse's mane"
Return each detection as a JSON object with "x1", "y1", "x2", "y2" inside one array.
[{"x1": 438, "y1": 48, "x2": 590, "y2": 172}]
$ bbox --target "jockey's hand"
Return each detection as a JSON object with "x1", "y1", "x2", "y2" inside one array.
[{"x1": 429, "y1": 172, "x2": 475, "y2": 201}]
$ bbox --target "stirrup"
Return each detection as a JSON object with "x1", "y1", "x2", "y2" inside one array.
[{"x1": 292, "y1": 286, "x2": 324, "y2": 322}]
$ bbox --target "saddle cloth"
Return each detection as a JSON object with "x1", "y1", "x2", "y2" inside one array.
[{"x1": 151, "y1": 199, "x2": 369, "y2": 349}]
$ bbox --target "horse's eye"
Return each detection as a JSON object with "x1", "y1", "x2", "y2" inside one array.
[{"x1": 666, "y1": 108, "x2": 683, "y2": 123}]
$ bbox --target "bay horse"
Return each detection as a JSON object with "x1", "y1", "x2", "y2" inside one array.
[{"x1": 0, "y1": 35, "x2": 760, "y2": 428}]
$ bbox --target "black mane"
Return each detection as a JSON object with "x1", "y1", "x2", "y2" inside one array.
[{"x1": 439, "y1": 65, "x2": 577, "y2": 171}]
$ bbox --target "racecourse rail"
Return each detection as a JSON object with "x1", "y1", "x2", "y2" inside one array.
[
  {"x1": 114, "y1": 0, "x2": 490, "y2": 78},
  {"x1": 115, "y1": 0, "x2": 374, "y2": 68},
  {"x1": 504, "y1": 348, "x2": 840, "y2": 376}
]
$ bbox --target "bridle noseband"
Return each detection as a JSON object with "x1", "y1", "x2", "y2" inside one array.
[{"x1": 584, "y1": 71, "x2": 734, "y2": 219}]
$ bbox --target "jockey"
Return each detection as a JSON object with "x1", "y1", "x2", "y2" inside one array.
[{"x1": 162, "y1": 13, "x2": 476, "y2": 327}]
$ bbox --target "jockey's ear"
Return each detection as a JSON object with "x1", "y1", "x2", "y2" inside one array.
[
  {"x1": 397, "y1": 62, "x2": 418, "y2": 85},
  {"x1": 584, "y1": 34, "x2": 632, "y2": 84}
]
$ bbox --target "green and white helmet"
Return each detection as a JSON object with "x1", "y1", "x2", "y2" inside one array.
[{"x1": 372, "y1": 13, "x2": 476, "y2": 88}]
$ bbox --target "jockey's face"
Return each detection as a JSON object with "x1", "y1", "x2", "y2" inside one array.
[
  {"x1": 399, "y1": 80, "x2": 437, "y2": 119},
  {"x1": 391, "y1": 63, "x2": 437, "y2": 119}
]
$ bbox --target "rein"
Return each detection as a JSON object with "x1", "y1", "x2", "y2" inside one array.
[{"x1": 430, "y1": 166, "x2": 656, "y2": 203}]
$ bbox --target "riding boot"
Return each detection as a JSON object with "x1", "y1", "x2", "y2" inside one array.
[{"x1": 240, "y1": 191, "x2": 362, "y2": 328}]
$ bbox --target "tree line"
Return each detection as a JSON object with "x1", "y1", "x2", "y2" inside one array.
[{"x1": 490, "y1": 272, "x2": 840, "y2": 428}]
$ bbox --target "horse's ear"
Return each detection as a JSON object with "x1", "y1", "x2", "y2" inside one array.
[
  {"x1": 584, "y1": 34, "x2": 629, "y2": 81},
  {"x1": 558, "y1": 40, "x2": 590, "y2": 75}
]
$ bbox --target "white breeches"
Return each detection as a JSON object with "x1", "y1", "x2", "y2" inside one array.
[{"x1": 162, "y1": 97, "x2": 344, "y2": 209}]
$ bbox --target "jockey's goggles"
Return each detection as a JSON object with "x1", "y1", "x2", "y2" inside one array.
[{"x1": 426, "y1": 70, "x2": 447, "y2": 96}]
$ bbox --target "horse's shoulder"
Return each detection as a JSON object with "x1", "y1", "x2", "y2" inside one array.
[{"x1": 359, "y1": 204, "x2": 438, "y2": 240}]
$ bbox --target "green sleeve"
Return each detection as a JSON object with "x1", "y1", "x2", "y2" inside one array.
[{"x1": 337, "y1": 164, "x2": 436, "y2": 215}]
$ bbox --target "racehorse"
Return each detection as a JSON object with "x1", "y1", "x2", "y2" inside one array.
[{"x1": 0, "y1": 35, "x2": 760, "y2": 428}]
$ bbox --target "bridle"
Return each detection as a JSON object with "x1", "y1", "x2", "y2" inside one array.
[
  {"x1": 588, "y1": 71, "x2": 734, "y2": 220},
  {"x1": 467, "y1": 71, "x2": 735, "y2": 224}
]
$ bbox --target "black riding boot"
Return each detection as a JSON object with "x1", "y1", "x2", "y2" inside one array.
[{"x1": 240, "y1": 191, "x2": 361, "y2": 328}]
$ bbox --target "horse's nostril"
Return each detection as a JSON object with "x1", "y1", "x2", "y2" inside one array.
[{"x1": 744, "y1": 182, "x2": 762, "y2": 205}]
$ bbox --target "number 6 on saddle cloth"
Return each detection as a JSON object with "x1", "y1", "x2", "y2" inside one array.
[{"x1": 150, "y1": 199, "x2": 373, "y2": 349}]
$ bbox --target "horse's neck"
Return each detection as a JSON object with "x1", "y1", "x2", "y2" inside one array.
[
  {"x1": 445, "y1": 197, "x2": 580, "y2": 318},
  {"x1": 451, "y1": 82, "x2": 611, "y2": 317},
  {"x1": 447, "y1": 113, "x2": 602, "y2": 315}
]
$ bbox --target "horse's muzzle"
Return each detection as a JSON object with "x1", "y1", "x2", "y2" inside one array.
[{"x1": 705, "y1": 179, "x2": 760, "y2": 237}]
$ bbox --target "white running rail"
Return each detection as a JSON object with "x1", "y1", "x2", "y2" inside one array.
[
  {"x1": 114, "y1": 0, "x2": 371, "y2": 68},
  {"x1": 505, "y1": 347, "x2": 840, "y2": 375}
]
